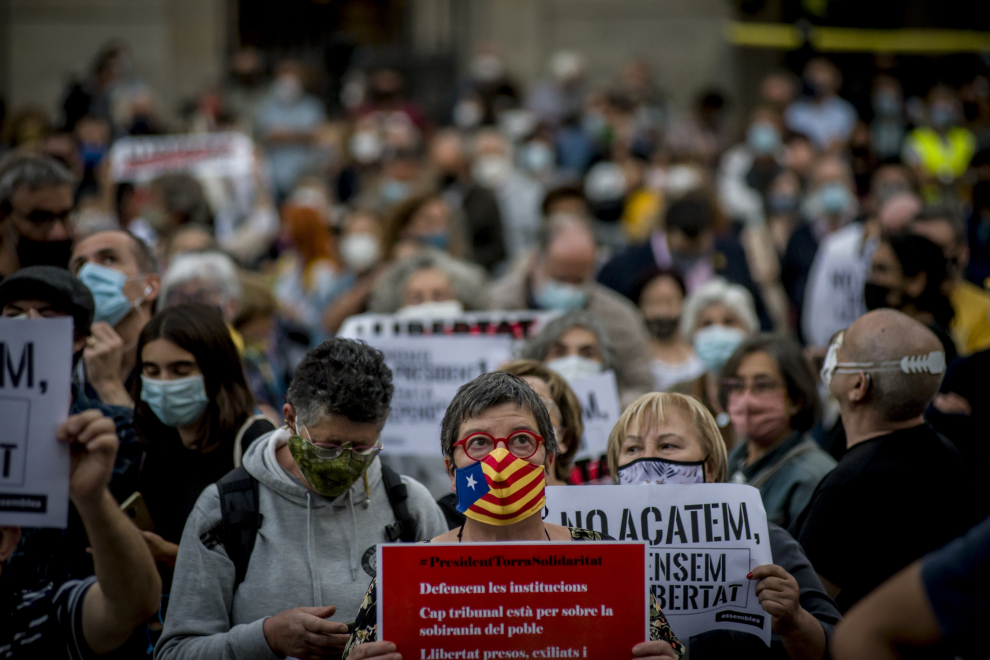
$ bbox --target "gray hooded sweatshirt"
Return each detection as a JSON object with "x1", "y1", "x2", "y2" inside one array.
[{"x1": 155, "y1": 428, "x2": 448, "y2": 660}]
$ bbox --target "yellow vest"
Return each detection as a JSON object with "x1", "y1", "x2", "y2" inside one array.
[
  {"x1": 906, "y1": 127, "x2": 976, "y2": 180},
  {"x1": 950, "y1": 280, "x2": 990, "y2": 356}
]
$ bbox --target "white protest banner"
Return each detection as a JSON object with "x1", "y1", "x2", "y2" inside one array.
[
  {"x1": 109, "y1": 132, "x2": 254, "y2": 183},
  {"x1": 564, "y1": 370, "x2": 622, "y2": 462},
  {"x1": 338, "y1": 310, "x2": 552, "y2": 341},
  {"x1": 545, "y1": 484, "x2": 773, "y2": 646},
  {"x1": 0, "y1": 318, "x2": 73, "y2": 528},
  {"x1": 367, "y1": 335, "x2": 514, "y2": 455}
]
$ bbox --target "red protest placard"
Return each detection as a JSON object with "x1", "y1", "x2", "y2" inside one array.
[{"x1": 376, "y1": 541, "x2": 647, "y2": 660}]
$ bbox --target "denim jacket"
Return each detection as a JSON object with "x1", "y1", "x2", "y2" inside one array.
[{"x1": 728, "y1": 431, "x2": 837, "y2": 529}]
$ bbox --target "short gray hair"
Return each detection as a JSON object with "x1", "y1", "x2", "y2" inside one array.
[
  {"x1": 161, "y1": 251, "x2": 242, "y2": 306},
  {"x1": 440, "y1": 371, "x2": 559, "y2": 460},
  {"x1": 520, "y1": 309, "x2": 617, "y2": 371},
  {"x1": 0, "y1": 155, "x2": 74, "y2": 214},
  {"x1": 681, "y1": 278, "x2": 759, "y2": 338},
  {"x1": 368, "y1": 249, "x2": 488, "y2": 313}
]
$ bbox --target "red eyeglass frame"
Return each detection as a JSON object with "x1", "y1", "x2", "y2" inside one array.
[{"x1": 452, "y1": 430, "x2": 545, "y2": 461}]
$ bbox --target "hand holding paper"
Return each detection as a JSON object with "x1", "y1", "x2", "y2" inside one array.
[
  {"x1": 57, "y1": 410, "x2": 118, "y2": 508},
  {"x1": 632, "y1": 640, "x2": 679, "y2": 659},
  {"x1": 751, "y1": 564, "x2": 826, "y2": 660}
]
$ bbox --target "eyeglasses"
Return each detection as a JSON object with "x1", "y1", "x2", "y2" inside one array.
[
  {"x1": 452, "y1": 431, "x2": 545, "y2": 461},
  {"x1": 722, "y1": 376, "x2": 784, "y2": 397},
  {"x1": 12, "y1": 208, "x2": 72, "y2": 232},
  {"x1": 296, "y1": 425, "x2": 382, "y2": 460}
]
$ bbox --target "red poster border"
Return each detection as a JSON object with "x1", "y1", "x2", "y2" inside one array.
[{"x1": 376, "y1": 541, "x2": 649, "y2": 658}]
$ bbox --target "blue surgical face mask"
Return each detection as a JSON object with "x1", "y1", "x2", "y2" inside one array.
[
  {"x1": 815, "y1": 182, "x2": 854, "y2": 216},
  {"x1": 693, "y1": 324, "x2": 746, "y2": 374},
  {"x1": 381, "y1": 179, "x2": 411, "y2": 204},
  {"x1": 78, "y1": 262, "x2": 148, "y2": 327},
  {"x1": 418, "y1": 231, "x2": 450, "y2": 251},
  {"x1": 140, "y1": 374, "x2": 209, "y2": 428},
  {"x1": 746, "y1": 122, "x2": 781, "y2": 155},
  {"x1": 534, "y1": 278, "x2": 588, "y2": 311}
]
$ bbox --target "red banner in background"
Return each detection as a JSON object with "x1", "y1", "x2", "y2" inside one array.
[{"x1": 377, "y1": 541, "x2": 648, "y2": 660}]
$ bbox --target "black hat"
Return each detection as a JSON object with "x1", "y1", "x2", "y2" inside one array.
[{"x1": 0, "y1": 266, "x2": 94, "y2": 337}]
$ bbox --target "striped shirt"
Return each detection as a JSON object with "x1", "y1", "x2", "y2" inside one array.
[{"x1": 1, "y1": 576, "x2": 95, "y2": 659}]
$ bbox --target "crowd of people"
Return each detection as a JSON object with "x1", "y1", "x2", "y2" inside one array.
[{"x1": 2, "y1": 39, "x2": 990, "y2": 659}]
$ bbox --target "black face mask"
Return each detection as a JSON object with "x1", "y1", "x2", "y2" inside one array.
[
  {"x1": 16, "y1": 236, "x2": 74, "y2": 269},
  {"x1": 864, "y1": 281, "x2": 893, "y2": 311},
  {"x1": 645, "y1": 316, "x2": 680, "y2": 340}
]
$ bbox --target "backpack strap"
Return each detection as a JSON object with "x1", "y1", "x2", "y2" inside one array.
[
  {"x1": 232, "y1": 415, "x2": 277, "y2": 467},
  {"x1": 380, "y1": 463, "x2": 417, "y2": 543},
  {"x1": 201, "y1": 466, "x2": 263, "y2": 590}
]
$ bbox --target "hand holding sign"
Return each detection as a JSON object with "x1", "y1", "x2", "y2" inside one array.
[{"x1": 57, "y1": 410, "x2": 118, "y2": 509}]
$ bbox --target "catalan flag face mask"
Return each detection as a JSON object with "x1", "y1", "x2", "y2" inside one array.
[{"x1": 454, "y1": 447, "x2": 547, "y2": 526}]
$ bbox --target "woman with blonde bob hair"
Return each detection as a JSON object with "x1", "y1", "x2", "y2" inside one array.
[{"x1": 607, "y1": 392, "x2": 841, "y2": 660}]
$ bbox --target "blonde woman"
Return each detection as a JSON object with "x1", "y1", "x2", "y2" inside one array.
[{"x1": 607, "y1": 392, "x2": 840, "y2": 660}]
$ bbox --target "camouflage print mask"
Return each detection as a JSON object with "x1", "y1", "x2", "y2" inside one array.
[{"x1": 287, "y1": 430, "x2": 380, "y2": 499}]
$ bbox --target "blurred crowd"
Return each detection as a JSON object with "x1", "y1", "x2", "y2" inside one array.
[{"x1": 2, "y1": 38, "x2": 990, "y2": 660}]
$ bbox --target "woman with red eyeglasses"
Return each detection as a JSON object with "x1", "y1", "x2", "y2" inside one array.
[{"x1": 342, "y1": 371, "x2": 683, "y2": 660}]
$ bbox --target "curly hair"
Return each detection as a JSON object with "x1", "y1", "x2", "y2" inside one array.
[{"x1": 287, "y1": 338, "x2": 395, "y2": 428}]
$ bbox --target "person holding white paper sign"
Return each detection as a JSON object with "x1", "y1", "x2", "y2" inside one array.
[
  {"x1": 1, "y1": 409, "x2": 162, "y2": 658},
  {"x1": 342, "y1": 371, "x2": 683, "y2": 660},
  {"x1": 607, "y1": 392, "x2": 840, "y2": 660}
]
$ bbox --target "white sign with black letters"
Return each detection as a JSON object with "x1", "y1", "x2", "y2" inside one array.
[
  {"x1": 0, "y1": 318, "x2": 73, "y2": 528},
  {"x1": 562, "y1": 370, "x2": 622, "y2": 462},
  {"x1": 545, "y1": 483, "x2": 773, "y2": 646},
  {"x1": 367, "y1": 335, "x2": 514, "y2": 456}
]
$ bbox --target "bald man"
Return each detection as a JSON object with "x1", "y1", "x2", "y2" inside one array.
[
  {"x1": 793, "y1": 310, "x2": 984, "y2": 616},
  {"x1": 488, "y1": 215, "x2": 653, "y2": 405}
]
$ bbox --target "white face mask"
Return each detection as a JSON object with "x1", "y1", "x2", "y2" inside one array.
[
  {"x1": 545, "y1": 354, "x2": 603, "y2": 381},
  {"x1": 274, "y1": 75, "x2": 303, "y2": 103},
  {"x1": 340, "y1": 233, "x2": 381, "y2": 272},
  {"x1": 821, "y1": 330, "x2": 947, "y2": 391},
  {"x1": 472, "y1": 155, "x2": 513, "y2": 189},
  {"x1": 395, "y1": 300, "x2": 465, "y2": 318},
  {"x1": 350, "y1": 131, "x2": 384, "y2": 164}
]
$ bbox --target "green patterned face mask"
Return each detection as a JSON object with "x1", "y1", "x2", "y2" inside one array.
[{"x1": 287, "y1": 425, "x2": 381, "y2": 499}]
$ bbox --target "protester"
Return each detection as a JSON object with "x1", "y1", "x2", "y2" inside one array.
[
  {"x1": 608, "y1": 392, "x2": 840, "y2": 659},
  {"x1": 341, "y1": 371, "x2": 683, "y2": 659},
  {"x1": 832, "y1": 513, "x2": 990, "y2": 660},
  {"x1": 489, "y1": 214, "x2": 655, "y2": 400},
  {"x1": 498, "y1": 359, "x2": 584, "y2": 486},
  {"x1": 784, "y1": 58, "x2": 857, "y2": 151},
  {"x1": 367, "y1": 249, "x2": 487, "y2": 315},
  {"x1": 130, "y1": 303, "x2": 274, "y2": 570},
  {"x1": 631, "y1": 268, "x2": 705, "y2": 391},
  {"x1": 70, "y1": 229, "x2": 161, "y2": 406},
  {"x1": 903, "y1": 86, "x2": 975, "y2": 204},
  {"x1": 670, "y1": 277, "x2": 759, "y2": 450},
  {"x1": 909, "y1": 208, "x2": 990, "y2": 356},
  {"x1": 522, "y1": 309, "x2": 638, "y2": 402},
  {"x1": 232, "y1": 272, "x2": 294, "y2": 415},
  {"x1": 720, "y1": 335, "x2": 837, "y2": 528},
  {"x1": 156, "y1": 338, "x2": 447, "y2": 660},
  {"x1": 865, "y1": 232, "x2": 958, "y2": 362},
  {"x1": 794, "y1": 309, "x2": 984, "y2": 614},
  {"x1": 160, "y1": 250, "x2": 241, "y2": 323},
  {"x1": 380, "y1": 192, "x2": 468, "y2": 262},
  {"x1": 1, "y1": 410, "x2": 162, "y2": 658},
  {"x1": 0, "y1": 154, "x2": 76, "y2": 277}
]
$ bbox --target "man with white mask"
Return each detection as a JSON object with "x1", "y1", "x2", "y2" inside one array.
[
  {"x1": 71, "y1": 229, "x2": 161, "y2": 407},
  {"x1": 471, "y1": 129, "x2": 544, "y2": 262},
  {"x1": 490, "y1": 216, "x2": 654, "y2": 406},
  {"x1": 794, "y1": 310, "x2": 984, "y2": 615}
]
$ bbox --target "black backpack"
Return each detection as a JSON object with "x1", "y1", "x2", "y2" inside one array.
[{"x1": 200, "y1": 462, "x2": 418, "y2": 588}]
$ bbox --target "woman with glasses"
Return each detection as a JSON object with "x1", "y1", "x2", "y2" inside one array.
[
  {"x1": 343, "y1": 371, "x2": 683, "y2": 660},
  {"x1": 719, "y1": 335, "x2": 836, "y2": 529},
  {"x1": 130, "y1": 303, "x2": 274, "y2": 589},
  {"x1": 608, "y1": 392, "x2": 840, "y2": 660}
]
